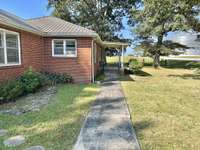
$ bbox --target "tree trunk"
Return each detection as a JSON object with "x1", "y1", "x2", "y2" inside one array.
[
  {"x1": 153, "y1": 35, "x2": 163, "y2": 69},
  {"x1": 153, "y1": 53, "x2": 160, "y2": 68}
]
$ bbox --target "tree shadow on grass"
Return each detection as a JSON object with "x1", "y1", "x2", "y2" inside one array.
[
  {"x1": 160, "y1": 60, "x2": 200, "y2": 69},
  {"x1": 125, "y1": 70, "x2": 152, "y2": 77},
  {"x1": 168, "y1": 73, "x2": 200, "y2": 80},
  {"x1": 114, "y1": 70, "x2": 152, "y2": 83},
  {"x1": 134, "y1": 70, "x2": 152, "y2": 77},
  {"x1": 133, "y1": 120, "x2": 154, "y2": 133}
]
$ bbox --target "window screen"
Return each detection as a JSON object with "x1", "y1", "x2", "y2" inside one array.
[
  {"x1": 54, "y1": 40, "x2": 64, "y2": 55},
  {"x1": 66, "y1": 40, "x2": 76, "y2": 55},
  {"x1": 6, "y1": 34, "x2": 19, "y2": 63}
]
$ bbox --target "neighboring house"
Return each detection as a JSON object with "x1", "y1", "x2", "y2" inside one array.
[
  {"x1": 166, "y1": 32, "x2": 200, "y2": 55},
  {"x1": 0, "y1": 9, "x2": 114, "y2": 83}
]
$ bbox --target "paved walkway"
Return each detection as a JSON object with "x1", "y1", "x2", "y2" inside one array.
[{"x1": 74, "y1": 67, "x2": 140, "y2": 150}]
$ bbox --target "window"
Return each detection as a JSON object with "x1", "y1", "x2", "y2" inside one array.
[
  {"x1": 52, "y1": 39, "x2": 77, "y2": 57},
  {"x1": 6, "y1": 34, "x2": 19, "y2": 63},
  {"x1": 66, "y1": 40, "x2": 76, "y2": 55},
  {"x1": 0, "y1": 29, "x2": 21, "y2": 66},
  {"x1": 54, "y1": 40, "x2": 64, "y2": 55},
  {"x1": 0, "y1": 32, "x2": 4, "y2": 64}
]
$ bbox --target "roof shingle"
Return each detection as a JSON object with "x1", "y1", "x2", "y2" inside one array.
[
  {"x1": 26, "y1": 16, "x2": 98, "y2": 37},
  {"x1": 0, "y1": 9, "x2": 41, "y2": 34}
]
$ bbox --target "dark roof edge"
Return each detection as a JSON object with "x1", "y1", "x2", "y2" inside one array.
[{"x1": 0, "y1": 20, "x2": 43, "y2": 35}]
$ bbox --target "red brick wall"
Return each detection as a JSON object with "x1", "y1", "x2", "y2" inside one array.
[
  {"x1": 0, "y1": 24, "x2": 44, "y2": 81},
  {"x1": 43, "y1": 37, "x2": 92, "y2": 83},
  {"x1": 0, "y1": 25, "x2": 94, "y2": 83}
]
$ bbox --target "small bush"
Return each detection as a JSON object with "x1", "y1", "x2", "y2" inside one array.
[
  {"x1": 0, "y1": 80, "x2": 24, "y2": 103},
  {"x1": 128, "y1": 59, "x2": 143, "y2": 72},
  {"x1": 0, "y1": 68, "x2": 72, "y2": 104},
  {"x1": 19, "y1": 68, "x2": 44, "y2": 93},
  {"x1": 42, "y1": 72, "x2": 73, "y2": 85},
  {"x1": 95, "y1": 72, "x2": 105, "y2": 81}
]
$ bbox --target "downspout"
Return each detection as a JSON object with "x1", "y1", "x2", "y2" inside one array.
[{"x1": 91, "y1": 40, "x2": 95, "y2": 83}]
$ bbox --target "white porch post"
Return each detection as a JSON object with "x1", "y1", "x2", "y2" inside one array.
[{"x1": 121, "y1": 45, "x2": 124, "y2": 68}]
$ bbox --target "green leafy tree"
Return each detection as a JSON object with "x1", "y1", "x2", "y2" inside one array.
[
  {"x1": 131, "y1": 0, "x2": 200, "y2": 68},
  {"x1": 48, "y1": 0, "x2": 137, "y2": 41}
]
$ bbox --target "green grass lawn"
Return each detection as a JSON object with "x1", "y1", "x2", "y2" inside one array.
[
  {"x1": 121, "y1": 67, "x2": 200, "y2": 150},
  {"x1": 0, "y1": 84, "x2": 99, "y2": 150}
]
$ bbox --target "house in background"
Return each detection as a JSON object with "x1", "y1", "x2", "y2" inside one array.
[{"x1": 0, "y1": 9, "x2": 128, "y2": 83}]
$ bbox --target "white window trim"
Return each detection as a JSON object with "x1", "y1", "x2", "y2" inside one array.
[
  {"x1": 52, "y1": 39, "x2": 77, "y2": 58},
  {"x1": 0, "y1": 28, "x2": 21, "y2": 67}
]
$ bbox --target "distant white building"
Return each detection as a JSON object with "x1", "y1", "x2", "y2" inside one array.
[{"x1": 166, "y1": 32, "x2": 200, "y2": 55}]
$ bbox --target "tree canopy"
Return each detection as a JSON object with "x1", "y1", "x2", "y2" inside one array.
[
  {"x1": 48, "y1": 0, "x2": 137, "y2": 41},
  {"x1": 131, "y1": 0, "x2": 200, "y2": 68}
]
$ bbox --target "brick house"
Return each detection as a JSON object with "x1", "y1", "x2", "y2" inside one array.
[{"x1": 0, "y1": 9, "x2": 127, "y2": 83}]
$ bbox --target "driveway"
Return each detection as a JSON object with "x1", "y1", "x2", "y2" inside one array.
[{"x1": 74, "y1": 67, "x2": 140, "y2": 150}]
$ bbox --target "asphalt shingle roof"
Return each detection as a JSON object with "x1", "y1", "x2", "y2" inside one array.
[
  {"x1": 0, "y1": 9, "x2": 98, "y2": 37},
  {"x1": 0, "y1": 9, "x2": 41, "y2": 34},
  {"x1": 26, "y1": 16, "x2": 98, "y2": 37}
]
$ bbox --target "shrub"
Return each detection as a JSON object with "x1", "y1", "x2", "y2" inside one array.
[
  {"x1": 41, "y1": 72, "x2": 73, "y2": 85},
  {"x1": 19, "y1": 68, "x2": 44, "y2": 93},
  {"x1": 128, "y1": 59, "x2": 143, "y2": 72},
  {"x1": 95, "y1": 72, "x2": 105, "y2": 81},
  {"x1": 0, "y1": 80, "x2": 24, "y2": 103},
  {"x1": 0, "y1": 69, "x2": 72, "y2": 104}
]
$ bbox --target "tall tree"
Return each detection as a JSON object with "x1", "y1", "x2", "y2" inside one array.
[
  {"x1": 48, "y1": 0, "x2": 137, "y2": 41},
  {"x1": 131, "y1": 0, "x2": 200, "y2": 68}
]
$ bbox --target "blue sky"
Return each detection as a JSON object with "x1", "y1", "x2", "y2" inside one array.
[
  {"x1": 0, "y1": 0, "x2": 52, "y2": 19},
  {"x1": 0, "y1": 1, "x2": 196, "y2": 55},
  {"x1": 0, "y1": 0, "x2": 134, "y2": 54}
]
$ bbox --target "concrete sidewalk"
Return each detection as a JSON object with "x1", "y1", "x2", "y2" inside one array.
[{"x1": 74, "y1": 69, "x2": 140, "y2": 150}]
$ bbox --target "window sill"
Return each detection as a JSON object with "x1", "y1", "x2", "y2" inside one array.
[
  {"x1": 0, "y1": 63, "x2": 21, "y2": 68},
  {"x1": 52, "y1": 55, "x2": 77, "y2": 58}
]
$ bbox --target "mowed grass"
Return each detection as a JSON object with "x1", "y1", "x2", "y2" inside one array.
[
  {"x1": 121, "y1": 67, "x2": 200, "y2": 150},
  {"x1": 0, "y1": 84, "x2": 99, "y2": 150}
]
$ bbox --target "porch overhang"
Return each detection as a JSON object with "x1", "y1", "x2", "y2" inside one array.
[{"x1": 102, "y1": 41, "x2": 130, "y2": 69}]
